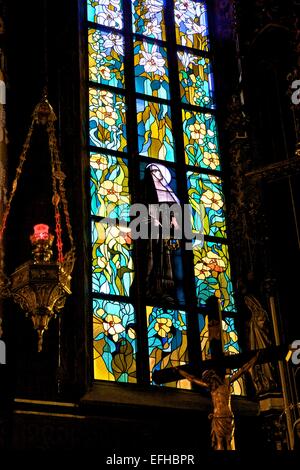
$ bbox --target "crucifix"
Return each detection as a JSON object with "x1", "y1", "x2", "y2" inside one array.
[{"x1": 152, "y1": 296, "x2": 286, "y2": 451}]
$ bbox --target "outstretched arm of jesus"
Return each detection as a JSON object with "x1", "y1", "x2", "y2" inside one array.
[
  {"x1": 229, "y1": 352, "x2": 259, "y2": 384},
  {"x1": 175, "y1": 367, "x2": 208, "y2": 388}
]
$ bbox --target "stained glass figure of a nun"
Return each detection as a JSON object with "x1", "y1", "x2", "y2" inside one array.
[{"x1": 141, "y1": 163, "x2": 184, "y2": 306}]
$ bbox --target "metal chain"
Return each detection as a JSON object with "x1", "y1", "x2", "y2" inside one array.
[{"x1": 0, "y1": 92, "x2": 75, "y2": 274}]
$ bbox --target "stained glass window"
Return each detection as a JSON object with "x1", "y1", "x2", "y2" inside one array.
[
  {"x1": 178, "y1": 52, "x2": 214, "y2": 108},
  {"x1": 147, "y1": 306, "x2": 189, "y2": 388},
  {"x1": 89, "y1": 88, "x2": 127, "y2": 151},
  {"x1": 136, "y1": 99, "x2": 175, "y2": 161},
  {"x1": 90, "y1": 153, "x2": 130, "y2": 220},
  {"x1": 134, "y1": 41, "x2": 170, "y2": 99},
  {"x1": 93, "y1": 298, "x2": 137, "y2": 382},
  {"x1": 91, "y1": 221, "x2": 134, "y2": 296},
  {"x1": 132, "y1": 0, "x2": 166, "y2": 40},
  {"x1": 86, "y1": 0, "x2": 241, "y2": 395},
  {"x1": 88, "y1": 28, "x2": 125, "y2": 87}
]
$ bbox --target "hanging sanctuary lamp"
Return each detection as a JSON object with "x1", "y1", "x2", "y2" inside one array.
[{"x1": 0, "y1": 90, "x2": 76, "y2": 352}]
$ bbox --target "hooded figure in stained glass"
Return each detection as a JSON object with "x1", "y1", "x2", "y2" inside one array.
[{"x1": 141, "y1": 163, "x2": 184, "y2": 306}]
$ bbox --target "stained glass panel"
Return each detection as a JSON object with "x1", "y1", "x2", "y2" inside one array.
[
  {"x1": 89, "y1": 88, "x2": 127, "y2": 151},
  {"x1": 137, "y1": 99, "x2": 175, "y2": 161},
  {"x1": 174, "y1": 0, "x2": 209, "y2": 50},
  {"x1": 187, "y1": 172, "x2": 226, "y2": 238},
  {"x1": 134, "y1": 41, "x2": 170, "y2": 100},
  {"x1": 90, "y1": 152, "x2": 130, "y2": 220},
  {"x1": 147, "y1": 306, "x2": 190, "y2": 389},
  {"x1": 87, "y1": 0, "x2": 123, "y2": 29},
  {"x1": 178, "y1": 52, "x2": 214, "y2": 108},
  {"x1": 92, "y1": 221, "x2": 134, "y2": 296},
  {"x1": 198, "y1": 314, "x2": 240, "y2": 361},
  {"x1": 132, "y1": 0, "x2": 166, "y2": 41},
  {"x1": 182, "y1": 110, "x2": 220, "y2": 169},
  {"x1": 88, "y1": 28, "x2": 124, "y2": 88},
  {"x1": 193, "y1": 241, "x2": 236, "y2": 311},
  {"x1": 93, "y1": 298, "x2": 137, "y2": 382}
]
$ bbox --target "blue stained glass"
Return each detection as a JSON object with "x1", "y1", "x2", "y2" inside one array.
[
  {"x1": 178, "y1": 52, "x2": 215, "y2": 108},
  {"x1": 194, "y1": 241, "x2": 236, "y2": 311},
  {"x1": 136, "y1": 99, "x2": 175, "y2": 161},
  {"x1": 87, "y1": 0, "x2": 123, "y2": 29},
  {"x1": 132, "y1": 0, "x2": 166, "y2": 40},
  {"x1": 187, "y1": 172, "x2": 226, "y2": 238},
  {"x1": 93, "y1": 298, "x2": 137, "y2": 382},
  {"x1": 88, "y1": 28, "x2": 124, "y2": 88},
  {"x1": 90, "y1": 152, "x2": 130, "y2": 220},
  {"x1": 147, "y1": 306, "x2": 189, "y2": 389},
  {"x1": 174, "y1": 0, "x2": 209, "y2": 50},
  {"x1": 91, "y1": 220, "x2": 134, "y2": 297},
  {"x1": 134, "y1": 41, "x2": 170, "y2": 100},
  {"x1": 222, "y1": 317, "x2": 240, "y2": 355},
  {"x1": 89, "y1": 88, "x2": 127, "y2": 152}
]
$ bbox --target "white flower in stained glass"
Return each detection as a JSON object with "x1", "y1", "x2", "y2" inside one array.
[
  {"x1": 179, "y1": 52, "x2": 196, "y2": 69},
  {"x1": 139, "y1": 44, "x2": 165, "y2": 75},
  {"x1": 103, "y1": 33, "x2": 124, "y2": 56},
  {"x1": 144, "y1": 0, "x2": 164, "y2": 16},
  {"x1": 90, "y1": 154, "x2": 108, "y2": 171},
  {"x1": 99, "y1": 65, "x2": 111, "y2": 81},
  {"x1": 144, "y1": 17, "x2": 162, "y2": 37},
  {"x1": 201, "y1": 189, "x2": 224, "y2": 211},
  {"x1": 174, "y1": 0, "x2": 195, "y2": 23},
  {"x1": 186, "y1": 18, "x2": 207, "y2": 36},
  {"x1": 103, "y1": 314, "x2": 125, "y2": 342}
]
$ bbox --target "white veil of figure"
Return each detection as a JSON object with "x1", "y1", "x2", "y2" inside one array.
[{"x1": 146, "y1": 163, "x2": 180, "y2": 204}]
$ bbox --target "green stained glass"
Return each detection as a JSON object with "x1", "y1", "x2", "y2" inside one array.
[
  {"x1": 193, "y1": 241, "x2": 236, "y2": 311},
  {"x1": 147, "y1": 306, "x2": 190, "y2": 389},
  {"x1": 90, "y1": 152, "x2": 130, "y2": 220},
  {"x1": 92, "y1": 221, "x2": 134, "y2": 296},
  {"x1": 187, "y1": 172, "x2": 226, "y2": 238},
  {"x1": 132, "y1": 0, "x2": 166, "y2": 40},
  {"x1": 182, "y1": 110, "x2": 220, "y2": 169},
  {"x1": 134, "y1": 41, "x2": 170, "y2": 100},
  {"x1": 178, "y1": 52, "x2": 214, "y2": 108},
  {"x1": 93, "y1": 298, "x2": 137, "y2": 382},
  {"x1": 174, "y1": 0, "x2": 209, "y2": 50},
  {"x1": 87, "y1": 0, "x2": 123, "y2": 29},
  {"x1": 89, "y1": 88, "x2": 127, "y2": 151},
  {"x1": 137, "y1": 99, "x2": 175, "y2": 161},
  {"x1": 88, "y1": 28, "x2": 124, "y2": 88}
]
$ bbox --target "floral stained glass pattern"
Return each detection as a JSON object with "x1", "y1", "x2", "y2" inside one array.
[
  {"x1": 174, "y1": 0, "x2": 209, "y2": 50},
  {"x1": 147, "y1": 306, "x2": 190, "y2": 389},
  {"x1": 137, "y1": 99, "x2": 175, "y2": 161},
  {"x1": 178, "y1": 52, "x2": 214, "y2": 108},
  {"x1": 187, "y1": 172, "x2": 226, "y2": 238},
  {"x1": 88, "y1": 29, "x2": 124, "y2": 88},
  {"x1": 194, "y1": 241, "x2": 236, "y2": 311},
  {"x1": 92, "y1": 221, "x2": 134, "y2": 296},
  {"x1": 132, "y1": 0, "x2": 166, "y2": 41},
  {"x1": 87, "y1": 0, "x2": 123, "y2": 29},
  {"x1": 90, "y1": 153, "x2": 130, "y2": 220},
  {"x1": 134, "y1": 41, "x2": 170, "y2": 100},
  {"x1": 93, "y1": 298, "x2": 137, "y2": 382},
  {"x1": 182, "y1": 110, "x2": 220, "y2": 169},
  {"x1": 89, "y1": 88, "x2": 127, "y2": 151}
]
